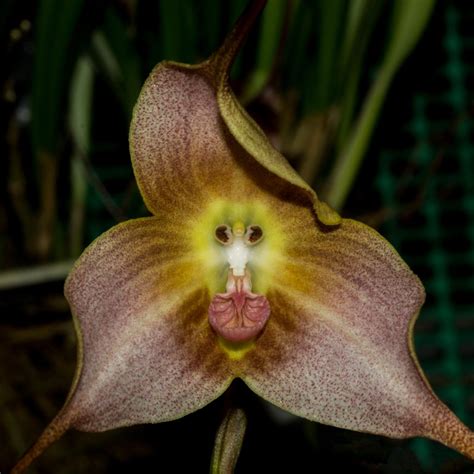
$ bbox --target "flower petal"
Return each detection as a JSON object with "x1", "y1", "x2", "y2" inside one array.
[
  {"x1": 240, "y1": 213, "x2": 474, "y2": 458},
  {"x1": 129, "y1": 0, "x2": 340, "y2": 226},
  {"x1": 130, "y1": 61, "x2": 231, "y2": 217},
  {"x1": 216, "y1": 83, "x2": 340, "y2": 227},
  {"x1": 129, "y1": 57, "x2": 339, "y2": 233},
  {"x1": 210, "y1": 0, "x2": 340, "y2": 226},
  {"x1": 61, "y1": 217, "x2": 233, "y2": 431}
]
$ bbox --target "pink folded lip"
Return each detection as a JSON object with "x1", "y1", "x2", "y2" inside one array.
[{"x1": 208, "y1": 272, "x2": 270, "y2": 343}]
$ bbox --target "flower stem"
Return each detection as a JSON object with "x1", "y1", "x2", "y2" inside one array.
[
  {"x1": 210, "y1": 407, "x2": 247, "y2": 474},
  {"x1": 209, "y1": 0, "x2": 267, "y2": 81},
  {"x1": 11, "y1": 415, "x2": 70, "y2": 474}
]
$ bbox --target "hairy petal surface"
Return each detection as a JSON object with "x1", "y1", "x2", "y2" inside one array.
[
  {"x1": 240, "y1": 212, "x2": 474, "y2": 458},
  {"x1": 61, "y1": 217, "x2": 233, "y2": 431}
]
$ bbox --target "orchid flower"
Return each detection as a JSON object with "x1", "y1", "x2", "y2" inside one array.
[{"x1": 14, "y1": 2, "x2": 474, "y2": 471}]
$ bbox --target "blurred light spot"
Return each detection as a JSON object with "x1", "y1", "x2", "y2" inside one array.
[
  {"x1": 16, "y1": 101, "x2": 31, "y2": 125},
  {"x1": 4, "y1": 87, "x2": 16, "y2": 103},
  {"x1": 20, "y1": 19, "x2": 31, "y2": 32},
  {"x1": 10, "y1": 28, "x2": 21, "y2": 41}
]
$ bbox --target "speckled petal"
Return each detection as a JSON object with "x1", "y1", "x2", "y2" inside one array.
[
  {"x1": 13, "y1": 217, "x2": 235, "y2": 471},
  {"x1": 211, "y1": 1, "x2": 340, "y2": 226},
  {"x1": 240, "y1": 214, "x2": 474, "y2": 459},
  {"x1": 128, "y1": 1, "x2": 265, "y2": 219},
  {"x1": 129, "y1": 61, "x2": 231, "y2": 218},
  {"x1": 61, "y1": 217, "x2": 233, "y2": 431},
  {"x1": 32, "y1": 217, "x2": 232, "y2": 433},
  {"x1": 129, "y1": 0, "x2": 340, "y2": 226}
]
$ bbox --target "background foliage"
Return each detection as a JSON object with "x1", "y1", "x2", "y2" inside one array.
[{"x1": 1, "y1": 0, "x2": 473, "y2": 472}]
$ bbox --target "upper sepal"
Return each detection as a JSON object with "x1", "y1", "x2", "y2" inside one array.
[{"x1": 129, "y1": 0, "x2": 340, "y2": 226}]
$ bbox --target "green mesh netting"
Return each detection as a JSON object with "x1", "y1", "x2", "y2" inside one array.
[{"x1": 377, "y1": 3, "x2": 474, "y2": 469}]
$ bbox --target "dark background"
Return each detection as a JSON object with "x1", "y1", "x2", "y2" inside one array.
[{"x1": 1, "y1": 1, "x2": 473, "y2": 472}]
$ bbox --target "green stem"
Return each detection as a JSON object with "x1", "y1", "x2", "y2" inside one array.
[{"x1": 210, "y1": 407, "x2": 247, "y2": 474}]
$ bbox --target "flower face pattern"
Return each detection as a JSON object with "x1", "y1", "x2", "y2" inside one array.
[{"x1": 13, "y1": 2, "x2": 474, "y2": 471}]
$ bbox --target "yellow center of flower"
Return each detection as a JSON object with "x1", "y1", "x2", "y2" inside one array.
[
  {"x1": 190, "y1": 200, "x2": 287, "y2": 356},
  {"x1": 191, "y1": 199, "x2": 286, "y2": 295}
]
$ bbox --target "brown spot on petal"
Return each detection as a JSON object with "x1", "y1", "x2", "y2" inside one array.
[{"x1": 169, "y1": 287, "x2": 229, "y2": 377}]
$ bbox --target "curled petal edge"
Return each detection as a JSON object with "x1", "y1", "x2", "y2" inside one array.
[{"x1": 207, "y1": 0, "x2": 340, "y2": 226}]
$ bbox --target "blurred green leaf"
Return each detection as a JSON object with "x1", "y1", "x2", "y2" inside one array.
[
  {"x1": 32, "y1": 0, "x2": 85, "y2": 154},
  {"x1": 325, "y1": 0, "x2": 436, "y2": 210},
  {"x1": 284, "y1": 1, "x2": 314, "y2": 103},
  {"x1": 94, "y1": 8, "x2": 141, "y2": 118},
  {"x1": 159, "y1": 0, "x2": 197, "y2": 62},
  {"x1": 68, "y1": 55, "x2": 93, "y2": 257},
  {"x1": 308, "y1": 0, "x2": 348, "y2": 111},
  {"x1": 69, "y1": 56, "x2": 93, "y2": 154},
  {"x1": 336, "y1": 0, "x2": 385, "y2": 149},
  {"x1": 388, "y1": 0, "x2": 436, "y2": 73},
  {"x1": 240, "y1": 0, "x2": 287, "y2": 104}
]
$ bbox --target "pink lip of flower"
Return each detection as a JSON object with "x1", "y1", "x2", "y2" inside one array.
[
  {"x1": 209, "y1": 268, "x2": 271, "y2": 343},
  {"x1": 13, "y1": 1, "x2": 474, "y2": 471}
]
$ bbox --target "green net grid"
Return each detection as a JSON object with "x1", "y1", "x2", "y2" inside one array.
[{"x1": 377, "y1": 3, "x2": 474, "y2": 469}]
